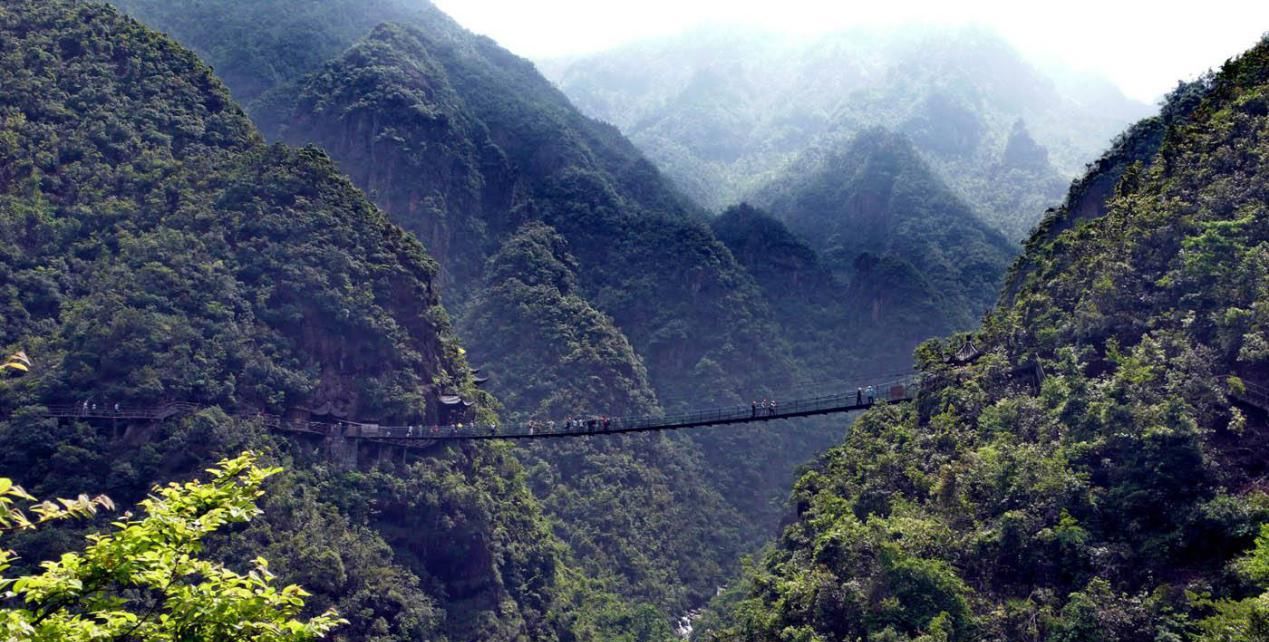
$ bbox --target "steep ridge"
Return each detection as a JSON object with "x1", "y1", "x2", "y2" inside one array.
[
  {"x1": 703, "y1": 36, "x2": 1269, "y2": 641},
  {"x1": 106, "y1": 0, "x2": 450, "y2": 132},
  {"x1": 0, "y1": 3, "x2": 601, "y2": 640},
  {"x1": 546, "y1": 27, "x2": 1147, "y2": 239},
  {"x1": 262, "y1": 19, "x2": 859, "y2": 565},
  {"x1": 252, "y1": 18, "x2": 795, "y2": 404},
  {"x1": 752, "y1": 129, "x2": 1018, "y2": 332}
]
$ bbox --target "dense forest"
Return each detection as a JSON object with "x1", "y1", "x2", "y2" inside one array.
[
  {"x1": 7, "y1": 1, "x2": 1263, "y2": 641},
  {"x1": 0, "y1": 2, "x2": 678, "y2": 640},
  {"x1": 696, "y1": 35, "x2": 1269, "y2": 641}
]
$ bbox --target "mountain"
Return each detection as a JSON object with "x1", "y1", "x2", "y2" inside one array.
[
  {"x1": 106, "y1": 0, "x2": 445, "y2": 125},
  {"x1": 711, "y1": 204, "x2": 946, "y2": 381},
  {"x1": 545, "y1": 26, "x2": 1150, "y2": 240},
  {"x1": 103, "y1": 0, "x2": 862, "y2": 624},
  {"x1": 0, "y1": 3, "x2": 642, "y2": 640},
  {"x1": 708, "y1": 130, "x2": 1015, "y2": 396},
  {"x1": 701, "y1": 36, "x2": 1269, "y2": 641},
  {"x1": 753, "y1": 129, "x2": 1018, "y2": 331}
]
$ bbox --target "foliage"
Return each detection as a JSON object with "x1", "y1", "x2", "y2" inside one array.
[
  {"x1": 1198, "y1": 525, "x2": 1269, "y2": 641},
  {"x1": 0, "y1": 452, "x2": 343, "y2": 641}
]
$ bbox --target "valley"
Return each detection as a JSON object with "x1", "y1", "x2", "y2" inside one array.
[{"x1": 2, "y1": 1, "x2": 1267, "y2": 641}]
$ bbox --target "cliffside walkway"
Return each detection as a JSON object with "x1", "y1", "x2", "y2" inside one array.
[
  {"x1": 1230, "y1": 379, "x2": 1269, "y2": 414},
  {"x1": 18, "y1": 375, "x2": 919, "y2": 443}
]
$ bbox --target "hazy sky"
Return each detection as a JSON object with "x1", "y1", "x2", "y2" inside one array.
[{"x1": 431, "y1": 0, "x2": 1269, "y2": 102}]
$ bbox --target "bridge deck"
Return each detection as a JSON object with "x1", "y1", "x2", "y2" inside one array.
[{"x1": 12, "y1": 377, "x2": 918, "y2": 442}]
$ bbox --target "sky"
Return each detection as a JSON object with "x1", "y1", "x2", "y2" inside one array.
[{"x1": 430, "y1": 0, "x2": 1269, "y2": 102}]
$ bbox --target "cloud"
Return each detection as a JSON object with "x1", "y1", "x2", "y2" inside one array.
[{"x1": 432, "y1": 0, "x2": 1269, "y2": 102}]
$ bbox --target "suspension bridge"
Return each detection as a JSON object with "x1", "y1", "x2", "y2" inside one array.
[{"x1": 14, "y1": 374, "x2": 921, "y2": 444}]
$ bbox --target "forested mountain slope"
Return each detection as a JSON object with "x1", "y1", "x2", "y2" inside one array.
[
  {"x1": 265, "y1": 17, "x2": 834, "y2": 616},
  {"x1": 104, "y1": 0, "x2": 850, "y2": 625},
  {"x1": 463, "y1": 223, "x2": 746, "y2": 611},
  {"x1": 0, "y1": 3, "x2": 630, "y2": 640},
  {"x1": 753, "y1": 129, "x2": 1017, "y2": 331},
  {"x1": 702, "y1": 36, "x2": 1269, "y2": 641},
  {"x1": 546, "y1": 26, "x2": 1147, "y2": 239},
  {"x1": 712, "y1": 204, "x2": 948, "y2": 381}
]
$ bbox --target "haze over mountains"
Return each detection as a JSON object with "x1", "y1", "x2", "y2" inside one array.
[{"x1": 543, "y1": 25, "x2": 1152, "y2": 240}]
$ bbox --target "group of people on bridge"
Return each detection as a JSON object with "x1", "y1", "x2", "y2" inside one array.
[
  {"x1": 393, "y1": 415, "x2": 617, "y2": 438},
  {"x1": 856, "y1": 385, "x2": 877, "y2": 406},
  {"x1": 80, "y1": 400, "x2": 122, "y2": 415},
  {"x1": 527, "y1": 415, "x2": 613, "y2": 436},
  {"x1": 751, "y1": 399, "x2": 779, "y2": 417}
]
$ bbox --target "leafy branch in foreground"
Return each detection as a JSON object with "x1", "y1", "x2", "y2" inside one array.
[{"x1": 0, "y1": 452, "x2": 344, "y2": 641}]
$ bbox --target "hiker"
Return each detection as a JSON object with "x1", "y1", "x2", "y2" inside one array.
[
  {"x1": 866, "y1": 385, "x2": 875, "y2": 404},
  {"x1": 770, "y1": 399, "x2": 778, "y2": 416},
  {"x1": 82, "y1": 400, "x2": 89, "y2": 415},
  {"x1": 114, "y1": 402, "x2": 120, "y2": 414},
  {"x1": 856, "y1": 387, "x2": 863, "y2": 405},
  {"x1": 751, "y1": 401, "x2": 758, "y2": 418}
]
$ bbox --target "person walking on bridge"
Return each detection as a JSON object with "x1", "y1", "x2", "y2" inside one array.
[
  {"x1": 770, "y1": 399, "x2": 778, "y2": 416},
  {"x1": 856, "y1": 387, "x2": 863, "y2": 405},
  {"x1": 865, "y1": 385, "x2": 876, "y2": 404},
  {"x1": 751, "y1": 401, "x2": 758, "y2": 418}
]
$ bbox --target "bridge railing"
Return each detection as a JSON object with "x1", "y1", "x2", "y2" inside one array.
[
  {"x1": 37, "y1": 401, "x2": 200, "y2": 421},
  {"x1": 19, "y1": 374, "x2": 921, "y2": 441},
  {"x1": 351, "y1": 374, "x2": 921, "y2": 440}
]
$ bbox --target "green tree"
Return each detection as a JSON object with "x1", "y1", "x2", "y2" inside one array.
[
  {"x1": 1199, "y1": 524, "x2": 1269, "y2": 641},
  {"x1": 0, "y1": 452, "x2": 343, "y2": 641}
]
